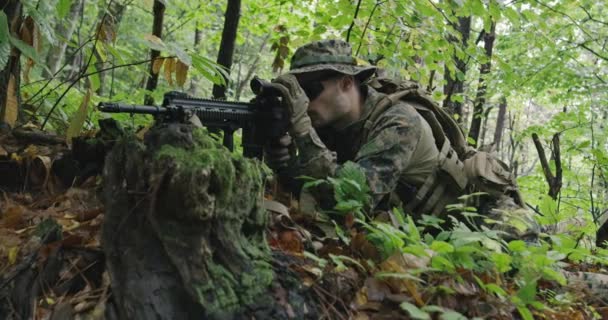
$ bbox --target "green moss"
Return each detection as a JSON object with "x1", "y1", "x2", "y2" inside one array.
[{"x1": 148, "y1": 126, "x2": 274, "y2": 316}]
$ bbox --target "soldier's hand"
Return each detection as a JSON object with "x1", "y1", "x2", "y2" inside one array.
[
  {"x1": 265, "y1": 134, "x2": 294, "y2": 171},
  {"x1": 269, "y1": 74, "x2": 312, "y2": 137}
]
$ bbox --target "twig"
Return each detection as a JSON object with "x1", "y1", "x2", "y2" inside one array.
[
  {"x1": 40, "y1": 0, "x2": 115, "y2": 129},
  {"x1": 355, "y1": 1, "x2": 385, "y2": 56},
  {"x1": 345, "y1": 0, "x2": 363, "y2": 43}
]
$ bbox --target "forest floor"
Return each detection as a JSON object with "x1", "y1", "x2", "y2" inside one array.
[{"x1": 1, "y1": 127, "x2": 608, "y2": 320}]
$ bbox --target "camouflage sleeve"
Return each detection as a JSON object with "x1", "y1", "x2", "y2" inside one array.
[
  {"x1": 293, "y1": 102, "x2": 422, "y2": 210},
  {"x1": 353, "y1": 102, "x2": 422, "y2": 209},
  {"x1": 293, "y1": 129, "x2": 338, "y2": 179}
]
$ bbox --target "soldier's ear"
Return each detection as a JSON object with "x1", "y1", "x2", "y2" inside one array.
[{"x1": 339, "y1": 75, "x2": 355, "y2": 90}]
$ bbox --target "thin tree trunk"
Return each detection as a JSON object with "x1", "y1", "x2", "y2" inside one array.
[
  {"x1": 532, "y1": 133, "x2": 562, "y2": 200},
  {"x1": 212, "y1": 0, "x2": 242, "y2": 100},
  {"x1": 0, "y1": 0, "x2": 23, "y2": 128},
  {"x1": 468, "y1": 22, "x2": 496, "y2": 147},
  {"x1": 188, "y1": 25, "x2": 203, "y2": 96},
  {"x1": 479, "y1": 106, "x2": 493, "y2": 149},
  {"x1": 144, "y1": 1, "x2": 166, "y2": 105},
  {"x1": 493, "y1": 96, "x2": 507, "y2": 152},
  {"x1": 44, "y1": 0, "x2": 84, "y2": 77},
  {"x1": 443, "y1": 15, "x2": 471, "y2": 121}
]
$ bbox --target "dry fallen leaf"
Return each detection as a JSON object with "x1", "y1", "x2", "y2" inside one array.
[{"x1": 8, "y1": 246, "x2": 19, "y2": 265}]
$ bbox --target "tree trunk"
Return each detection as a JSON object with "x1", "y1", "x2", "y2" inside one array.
[
  {"x1": 468, "y1": 22, "x2": 496, "y2": 148},
  {"x1": 479, "y1": 106, "x2": 493, "y2": 149},
  {"x1": 144, "y1": 1, "x2": 166, "y2": 105},
  {"x1": 443, "y1": 15, "x2": 471, "y2": 121},
  {"x1": 44, "y1": 0, "x2": 84, "y2": 78},
  {"x1": 188, "y1": 25, "x2": 203, "y2": 96},
  {"x1": 493, "y1": 96, "x2": 507, "y2": 152},
  {"x1": 0, "y1": 0, "x2": 23, "y2": 129},
  {"x1": 212, "y1": 0, "x2": 242, "y2": 100},
  {"x1": 101, "y1": 123, "x2": 320, "y2": 319},
  {"x1": 532, "y1": 133, "x2": 562, "y2": 200}
]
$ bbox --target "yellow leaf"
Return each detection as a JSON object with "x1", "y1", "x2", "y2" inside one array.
[
  {"x1": 23, "y1": 144, "x2": 38, "y2": 158},
  {"x1": 10, "y1": 153, "x2": 22, "y2": 163},
  {"x1": 23, "y1": 58, "x2": 34, "y2": 84},
  {"x1": 152, "y1": 57, "x2": 165, "y2": 75},
  {"x1": 175, "y1": 60, "x2": 189, "y2": 87},
  {"x1": 8, "y1": 246, "x2": 18, "y2": 265},
  {"x1": 35, "y1": 26, "x2": 43, "y2": 53},
  {"x1": 144, "y1": 34, "x2": 165, "y2": 49},
  {"x1": 66, "y1": 88, "x2": 92, "y2": 146},
  {"x1": 1, "y1": 75, "x2": 19, "y2": 127},
  {"x1": 164, "y1": 58, "x2": 174, "y2": 86},
  {"x1": 20, "y1": 17, "x2": 34, "y2": 46}
]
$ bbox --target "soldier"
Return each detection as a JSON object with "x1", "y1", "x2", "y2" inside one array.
[{"x1": 265, "y1": 39, "x2": 538, "y2": 241}]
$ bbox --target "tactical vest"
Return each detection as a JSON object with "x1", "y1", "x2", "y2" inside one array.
[{"x1": 364, "y1": 77, "x2": 524, "y2": 216}]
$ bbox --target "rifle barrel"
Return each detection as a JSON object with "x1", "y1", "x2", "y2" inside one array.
[{"x1": 97, "y1": 102, "x2": 166, "y2": 114}]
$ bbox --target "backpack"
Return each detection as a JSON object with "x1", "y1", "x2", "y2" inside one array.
[{"x1": 364, "y1": 76, "x2": 525, "y2": 215}]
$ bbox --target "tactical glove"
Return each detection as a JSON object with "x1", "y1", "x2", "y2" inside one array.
[
  {"x1": 269, "y1": 74, "x2": 312, "y2": 137},
  {"x1": 265, "y1": 133, "x2": 294, "y2": 171}
]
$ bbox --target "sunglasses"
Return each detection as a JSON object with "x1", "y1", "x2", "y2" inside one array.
[{"x1": 299, "y1": 81, "x2": 325, "y2": 101}]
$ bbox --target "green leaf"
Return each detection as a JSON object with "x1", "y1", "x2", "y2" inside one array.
[
  {"x1": 517, "y1": 306, "x2": 534, "y2": 320},
  {"x1": 66, "y1": 89, "x2": 92, "y2": 145},
  {"x1": 470, "y1": 0, "x2": 485, "y2": 16},
  {"x1": 516, "y1": 278, "x2": 537, "y2": 304},
  {"x1": 400, "y1": 302, "x2": 430, "y2": 320},
  {"x1": 491, "y1": 252, "x2": 512, "y2": 272},
  {"x1": 87, "y1": 63, "x2": 101, "y2": 92},
  {"x1": 57, "y1": 0, "x2": 72, "y2": 19},
  {"x1": 8, "y1": 35, "x2": 40, "y2": 64},
  {"x1": 430, "y1": 241, "x2": 454, "y2": 254},
  {"x1": 439, "y1": 311, "x2": 468, "y2": 320},
  {"x1": 503, "y1": 7, "x2": 520, "y2": 26},
  {"x1": 0, "y1": 12, "x2": 9, "y2": 70},
  {"x1": 0, "y1": 12, "x2": 8, "y2": 42},
  {"x1": 508, "y1": 240, "x2": 527, "y2": 253},
  {"x1": 431, "y1": 255, "x2": 455, "y2": 272},
  {"x1": 485, "y1": 283, "x2": 507, "y2": 296}
]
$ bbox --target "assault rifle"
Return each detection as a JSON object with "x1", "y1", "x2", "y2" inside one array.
[{"x1": 97, "y1": 77, "x2": 287, "y2": 159}]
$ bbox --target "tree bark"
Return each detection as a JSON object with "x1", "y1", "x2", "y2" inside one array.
[
  {"x1": 0, "y1": 0, "x2": 23, "y2": 128},
  {"x1": 493, "y1": 96, "x2": 507, "y2": 152},
  {"x1": 212, "y1": 0, "x2": 242, "y2": 100},
  {"x1": 532, "y1": 133, "x2": 562, "y2": 200},
  {"x1": 468, "y1": 22, "x2": 496, "y2": 148},
  {"x1": 144, "y1": 1, "x2": 166, "y2": 105},
  {"x1": 443, "y1": 15, "x2": 471, "y2": 121},
  {"x1": 188, "y1": 25, "x2": 203, "y2": 96},
  {"x1": 479, "y1": 106, "x2": 493, "y2": 149},
  {"x1": 44, "y1": 0, "x2": 84, "y2": 77},
  {"x1": 101, "y1": 124, "x2": 319, "y2": 319}
]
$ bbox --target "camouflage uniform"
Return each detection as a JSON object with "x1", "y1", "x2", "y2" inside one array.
[
  {"x1": 277, "y1": 40, "x2": 537, "y2": 239},
  {"x1": 270, "y1": 39, "x2": 606, "y2": 297},
  {"x1": 292, "y1": 86, "x2": 439, "y2": 215}
]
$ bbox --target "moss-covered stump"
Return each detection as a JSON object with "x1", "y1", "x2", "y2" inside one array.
[{"x1": 102, "y1": 123, "x2": 315, "y2": 319}]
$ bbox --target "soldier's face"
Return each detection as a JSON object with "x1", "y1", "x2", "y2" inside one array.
[{"x1": 298, "y1": 74, "x2": 356, "y2": 129}]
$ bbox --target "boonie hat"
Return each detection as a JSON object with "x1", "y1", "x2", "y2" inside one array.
[{"x1": 289, "y1": 39, "x2": 376, "y2": 81}]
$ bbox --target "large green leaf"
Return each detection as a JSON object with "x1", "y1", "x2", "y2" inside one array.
[{"x1": 57, "y1": 0, "x2": 73, "y2": 19}]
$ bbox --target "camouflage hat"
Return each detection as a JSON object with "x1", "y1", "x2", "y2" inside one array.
[{"x1": 289, "y1": 39, "x2": 376, "y2": 81}]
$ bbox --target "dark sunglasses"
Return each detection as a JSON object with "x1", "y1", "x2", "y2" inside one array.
[{"x1": 299, "y1": 81, "x2": 325, "y2": 101}]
